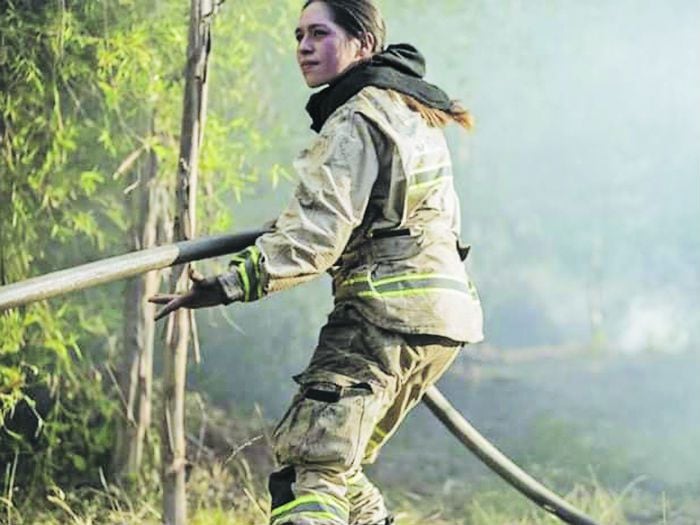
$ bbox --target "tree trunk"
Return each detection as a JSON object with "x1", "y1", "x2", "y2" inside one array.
[
  {"x1": 134, "y1": 134, "x2": 161, "y2": 471},
  {"x1": 115, "y1": 116, "x2": 160, "y2": 480},
  {"x1": 161, "y1": 1, "x2": 213, "y2": 523}
]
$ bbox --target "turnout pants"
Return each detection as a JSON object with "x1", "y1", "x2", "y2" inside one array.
[{"x1": 269, "y1": 304, "x2": 461, "y2": 525}]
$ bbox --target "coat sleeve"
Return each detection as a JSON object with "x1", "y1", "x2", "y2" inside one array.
[{"x1": 218, "y1": 109, "x2": 382, "y2": 302}]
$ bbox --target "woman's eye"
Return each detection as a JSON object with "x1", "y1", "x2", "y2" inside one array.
[{"x1": 312, "y1": 29, "x2": 327, "y2": 38}]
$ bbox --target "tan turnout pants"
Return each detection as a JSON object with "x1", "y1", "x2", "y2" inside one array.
[{"x1": 268, "y1": 304, "x2": 461, "y2": 525}]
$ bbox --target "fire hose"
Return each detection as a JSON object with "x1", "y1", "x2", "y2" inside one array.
[{"x1": 0, "y1": 228, "x2": 601, "y2": 525}]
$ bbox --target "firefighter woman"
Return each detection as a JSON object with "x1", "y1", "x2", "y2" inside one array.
[{"x1": 151, "y1": 1, "x2": 484, "y2": 523}]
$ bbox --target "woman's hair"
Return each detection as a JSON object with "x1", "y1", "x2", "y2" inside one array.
[
  {"x1": 398, "y1": 93, "x2": 474, "y2": 131},
  {"x1": 303, "y1": 0, "x2": 386, "y2": 52},
  {"x1": 304, "y1": 0, "x2": 473, "y2": 131}
]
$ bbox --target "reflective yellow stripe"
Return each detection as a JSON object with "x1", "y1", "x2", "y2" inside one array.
[
  {"x1": 407, "y1": 167, "x2": 451, "y2": 210},
  {"x1": 339, "y1": 272, "x2": 471, "y2": 300},
  {"x1": 410, "y1": 162, "x2": 451, "y2": 176},
  {"x1": 341, "y1": 272, "x2": 462, "y2": 288},
  {"x1": 371, "y1": 272, "x2": 465, "y2": 287},
  {"x1": 342, "y1": 274, "x2": 371, "y2": 287},
  {"x1": 409, "y1": 178, "x2": 447, "y2": 193},
  {"x1": 374, "y1": 426, "x2": 388, "y2": 439},
  {"x1": 271, "y1": 493, "x2": 348, "y2": 519},
  {"x1": 238, "y1": 260, "x2": 251, "y2": 301},
  {"x1": 358, "y1": 287, "x2": 471, "y2": 299},
  {"x1": 230, "y1": 246, "x2": 264, "y2": 302},
  {"x1": 271, "y1": 510, "x2": 343, "y2": 525},
  {"x1": 250, "y1": 246, "x2": 263, "y2": 299},
  {"x1": 367, "y1": 425, "x2": 389, "y2": 449}
]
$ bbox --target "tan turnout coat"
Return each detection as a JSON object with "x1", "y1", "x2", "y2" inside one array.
[{"x1": 221, "y1": 86, "x2": 484, "y2": 344}]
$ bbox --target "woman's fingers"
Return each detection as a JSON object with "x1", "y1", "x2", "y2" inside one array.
[
  {"x1": 154, "y1": 295, "x2": 189, "y2": 321},
  {"x1": 150, "y1": 291, "x2": 192, "y2": 321},
  {"x1": 148, "y1": 293, "x2": 181, "y2": 304},
  {"x1": 189, "y1": 268, "x2": 206, "y2": 283},
  {"x1": 149, "y1": 271, "x2": 220, "y2": 320}
]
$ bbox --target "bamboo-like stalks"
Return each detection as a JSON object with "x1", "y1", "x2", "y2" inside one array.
[
  {"x1": 161, "y1": 0, "x2": 214, "y2": 522},
  {"x1": 114, "y1": 117, "x2": 162, "y2": 480}
]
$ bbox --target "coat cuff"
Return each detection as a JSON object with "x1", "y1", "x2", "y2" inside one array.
[{"x1": 221, "y1": 245, "x2": 268, "y2": 303}]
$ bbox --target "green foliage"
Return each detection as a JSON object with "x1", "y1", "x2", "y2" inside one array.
[
  {"x1": 3, "y1": 390, "x2": 272, "y2": 524},
  {"x1": 0, "y1": 0, "x2": 156, "y2": 496},
  {"x1": 2, "y1": 0, "x2": 149, "y2": 410},
  {"x1": 1, "y1": 366, "x2": 117, "y2": 496},
  {"x1": 0, "y1": 0, "x2": 300, "y2": 509},
  {"x1": 196, "y1": 0, "x2": 298, "y2": 233},
  {"x1": 6, "y1": 445, "x2": 691, "y2": 524}
]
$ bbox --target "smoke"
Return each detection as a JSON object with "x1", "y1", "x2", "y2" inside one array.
[{"x1": 616, "y1": 293, "x2": 692, "y2": 354}]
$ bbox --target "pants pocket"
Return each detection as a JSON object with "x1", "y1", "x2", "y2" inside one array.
[{"x1": 273, "y1": 379, "x2": 373, "y2": 471}]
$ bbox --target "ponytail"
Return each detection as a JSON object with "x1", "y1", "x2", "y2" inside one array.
[{"x1": 396, "y1": 92, "x2": 474, "y2": 130}]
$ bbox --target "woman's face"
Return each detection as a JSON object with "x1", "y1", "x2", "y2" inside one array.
[{"x1": 295, "y1": 2, "x2": 370, "y2": 88}]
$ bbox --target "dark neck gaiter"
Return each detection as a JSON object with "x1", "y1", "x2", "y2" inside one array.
[{"x1": 305, "y1": 44, "x2": 453, "y2": 133}]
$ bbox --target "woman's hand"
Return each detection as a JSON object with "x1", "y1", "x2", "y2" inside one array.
[{"x1": 149, "y1": 268, "x2": 229, "y2": 321}]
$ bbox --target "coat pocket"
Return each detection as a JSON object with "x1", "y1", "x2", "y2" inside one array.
[{"x1": 368, "y1": 230, "x2": 424, "y2": 263}]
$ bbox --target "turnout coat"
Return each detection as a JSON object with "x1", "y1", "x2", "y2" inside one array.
[{"x1": 220, "y1": 86, "x2": 484, "y2": 344}]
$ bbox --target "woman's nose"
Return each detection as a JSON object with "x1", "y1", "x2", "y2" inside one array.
[{"x1": 298, "y1": 35, "x2": 313, "y2": 54}]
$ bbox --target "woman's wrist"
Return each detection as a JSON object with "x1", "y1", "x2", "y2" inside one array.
[{"x1": 216, "y1": 272, "x2": 244, "y2": 304}]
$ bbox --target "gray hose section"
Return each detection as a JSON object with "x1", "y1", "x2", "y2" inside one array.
[
  {"x1": 0, "y1": 229, "x2": 600, "y2": 525},
  {"x1": 423, "y1": 386, "x2": 601, "y2": 525},
  {"x1": 0, "y1": 229, "x2": 268, "y2": 311}
]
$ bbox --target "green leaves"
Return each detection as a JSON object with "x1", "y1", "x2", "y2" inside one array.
[
  {"x1": 0, "y1": 0, "x2": 134, "y2": 495},
  {"x1": 0, "y1": 311, "x2": 24, "y2": 356},
  {"x1": 79, "y1": 171, "x2": 105, "y2": 196},
  {"x1": 0, "y1": 0, "x2": 299, "y2": 505}
]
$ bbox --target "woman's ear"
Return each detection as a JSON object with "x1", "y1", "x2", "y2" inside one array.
[{"x1": 358, "y1": 32, "x2": 377, "y2": 58}]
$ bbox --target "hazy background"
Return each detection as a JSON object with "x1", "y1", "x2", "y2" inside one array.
[{"x1": 192, "y1": 0, "x2": 699, "y2": 515}]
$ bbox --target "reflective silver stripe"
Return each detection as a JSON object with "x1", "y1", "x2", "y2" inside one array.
[
  {"x1": 407, "y1": 168, "x2": 451, "y2": 210},
  {"x1": 271, "y1": 511, "x2": 345, "y2": 525},
  {"x1": 270, "y1": 493, "x2": 349, "y2": 524},
  {"x1": 411, "y1": 170, "x2": 451, "y2": 187},
  {"x1": 337, "y1": 273, "x2": 471, "y2": 300}
]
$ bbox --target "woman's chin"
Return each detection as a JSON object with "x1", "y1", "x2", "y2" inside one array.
[
  {"x1": 305, "y1": 78, "x2": 325, "y2": 89},
  {"x1": 303, "y1": 72, "x2": 332, "y2": 89}
]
